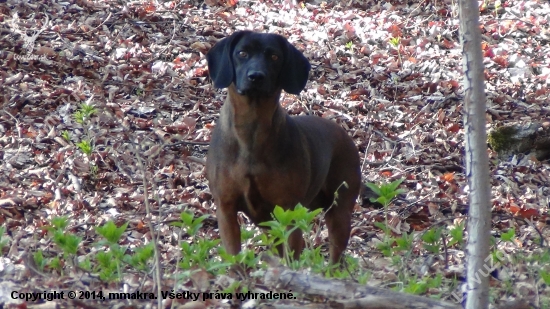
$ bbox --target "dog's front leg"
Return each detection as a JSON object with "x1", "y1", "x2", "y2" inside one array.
[
  {"x1": 287, "y1": 228, "x2": 305, "y2": 260},
  {"x1": 273, "y1": 227, "x2": 303, "y2": 261},
  {"x1": 216, "y1": 203, "x2": 241, "y2": 255}
]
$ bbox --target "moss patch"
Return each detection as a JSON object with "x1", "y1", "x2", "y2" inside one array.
[{"x1": 487, "y1": 126, "x2": 519, "y2": 154}]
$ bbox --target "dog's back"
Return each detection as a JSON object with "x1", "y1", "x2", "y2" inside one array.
[{"x1": 290, "y1": 115, "x2": 361, "y2": 210}]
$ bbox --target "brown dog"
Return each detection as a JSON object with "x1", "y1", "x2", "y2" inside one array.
[{"x1": 206, "y1": 31, "x2": 360, "y2": 264}]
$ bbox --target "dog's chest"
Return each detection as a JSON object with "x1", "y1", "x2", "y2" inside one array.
[
  {"x1": 245, "y1": 172, "x2": 307, "y2": 215},
  {"x1": 230, "y1": 156, "x2": 308, "y2": 208}
]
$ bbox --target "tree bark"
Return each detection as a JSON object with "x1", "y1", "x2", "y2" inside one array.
[
  {"x1": 458, "y1": 0, "x2": 492, "y2": 308},
  {"x1": 263, "y1": 263, "x2": 461, "y2": 309}
]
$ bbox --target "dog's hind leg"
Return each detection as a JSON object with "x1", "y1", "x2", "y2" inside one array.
[
  {"x1": 324, "y1": 182, "x2": 358, "y2": 264},
  {"x1": 287, "y1": 228, "x2": 305, "y2": 260},
  {"x1": 325, "y1": 202, "x2": 353, "y2": 264}
]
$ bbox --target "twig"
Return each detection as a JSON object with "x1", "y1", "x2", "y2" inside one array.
[
  {"x1": 135, "y1": 144, "x2": 163, "y2": 309},
  {"x1": 81, "y1": 12, "x2": 112, "y2": 34},
  {"x1": 156, "y1": 20, "x2": 178, "y2": 59},
  {"x1": 163, "y1": 140, "x2": 209, "y2": 147},
  {"x1": 360, "y1": 132, "x2": 374, "y2": 174},
  {"x1": 1, "y1": 109, "x2": 22, "y2": 139},
  {"x1": 372, "y1": 129, "x2": 399, "y2": 144}
]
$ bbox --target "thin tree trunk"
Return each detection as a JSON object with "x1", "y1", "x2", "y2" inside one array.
[{"x1": 458, "y1": 0, "x2": 492, "y2": 308}]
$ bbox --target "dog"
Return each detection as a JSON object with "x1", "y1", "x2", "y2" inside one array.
[{"x1": 205, "y1": 31, "x2": 361, "y2": 264}]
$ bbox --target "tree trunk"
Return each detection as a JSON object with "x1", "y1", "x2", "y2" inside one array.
[{"x1": 458, "y1": 0, "x2": 492, "y2": 308}]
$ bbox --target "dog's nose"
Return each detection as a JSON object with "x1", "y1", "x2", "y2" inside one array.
[{"x1": 247, "y1": 71, "x2": 265, "y2": 82}]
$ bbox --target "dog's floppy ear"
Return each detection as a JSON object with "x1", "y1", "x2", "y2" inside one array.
[
  {"x1": 279, "y1": 37, "x2": 311, "y2": 95},
  {"x1": 206, "y1": 31, "x2": 248, "y2": 89}
]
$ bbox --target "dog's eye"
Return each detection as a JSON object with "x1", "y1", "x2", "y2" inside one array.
[
  {"x1": 238, "y1": 51, "x2": 248, "y2": 58},
  {"x1": 271, "y1": 54, "x2": 279, "y2": 61}
]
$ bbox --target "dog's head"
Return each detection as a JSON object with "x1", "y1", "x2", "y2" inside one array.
[{"x1": 206, "y1": 31, "x2": 311, "y2": 96}]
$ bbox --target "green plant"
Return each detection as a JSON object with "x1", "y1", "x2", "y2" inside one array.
[
  {"x1": 221, "y1": 281, "x2": 242, "y2": 295},
  {"x1": 389, "y1": 37, "x2": 400, "y2": 47},
  {"x1": 36, "y1": 217, "x2": 160, "y2": 282},
  {"x1": 79, "y1": 257, "x2": 92, "y2": 272},
  {"x1": 388, "y1": 37, "x2": 403, "y2": 66},
  {"x1": 500, "y1": 228, "x2": 515, "y2": 242},
  {"x1": 326, "y1": 255, "x2": 369, "y2": 280},
  {"x1": 241, "y1": 227, "x2": 258, "y2": 243},
  {"x1": 260, "y1": 204, "x2": 322, "y2": 267},
  {"x1": 49, "y1": 216, "x2": 70, "y2": 230},
  {"x1": 422, "y1": 227, "x2": 444, "y2": 254},
  {"x1": 93, "y1": 221, "x2": 129, "y2": 282},
  {"x1": 298, "y1": 246, "x2": 325, "y2": 272},
  {"x1": 41, "y1": 217, "x2": 82, "y2": 275},
  {"x1": 33, "y1": 251, "x2": 47, "y2": 271},
  {"x1": 447, "y1": 222, "x2": 465, "y2": 247},
  {"x1": 524, "y1": 250, "x2": 550, "y2": 264},
  {"x1": 96, "y1": 221, "x2": 128, "y2": 244},
  {"x1": 180, "y1": 239, "x2": 227, "y2": 273},
  {"x1": 49, "y1": 257, "x2": 62, "y2": 272},
  {"x1": 47, "y1": 217, "x2": 81, "y2": 257},
  {"x1": 61, "y1": 130, "x2": 71, "y2": 142},
  {"x1": 494, "y1": 0, "x2": 501, "y2": 17},
  {"x1": 217, "y1": 246, "x2": 259, "y2": 271},
  {"x1": 0, "y1": 226, "x2": 7, "y2": 254},
  {"x1": 366, "y1": 179, "x2": 405, "y2": 255},
  {"x1": 74, "y1": 103, "x2": 97, "y2": 124},
  {"x1": 124, "y1": 243, "x2": 155, "y2": 271},
  {"x1": 501, "y1": 276, "x2": 515, "y2": 296},
  {"x1": 393, "y1": 232, "x2": 414, "y2": 254},
  {"x1": 76, "y1": 140, "x2": 93, "y2": 156},
  {"x1": 345, "y1": 41, "x2": 354, "y2": 51},
  {"x1": 96, "y1": 251, "x2": 120, "y2": 282},
  {"x1": 173, "y1": 211, "x2": 231, "y2": 276},
  {"x1": 175, "y1": 211, "x2": 209, "y2": 236},
  {"x1": 356, "y1": 269, "x2": 371, "y2": 285},
  {"x1": 366, "y1": 178, "x2": 405, "y2": 208},
  {"x1": 401, "y1": 274, "x2": 442, "y2": 295},
  {"x1": 71, "y1": 103, "x2": 98, "y2": 167},
  {"x1": 52, "y1": 230, "x2": 81, "y2": 256},
  {"x1": 376, "y1": 239, "x2": 393, "y2": 257}
]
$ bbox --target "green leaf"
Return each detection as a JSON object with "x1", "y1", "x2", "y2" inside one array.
[
  {"x1": 76, "y1": 140, "x2": 93, "y2": 156},
  {"x1": 365, "y1": 182, "x2": 382, "y2": 196},
  {"x1": 388, "y1": 178, "x2": 405, "y2": 192},
  {"x1": 50, "y1": 257, "x2": 62, "y2": 271},
  {"x1": 52, "y1": 231, "x2": 81, "y2": 255},
  {"x1": 448, "y1": 223, "x2": 465, "y2": 247},
  {"x1": 423, "y1": 243, "x2": 440, "y2": 254},
  {"x1": 50, "y1": 216, "x2": 70, "y2": 231},
  {"x1": 96, "y1": 221, "x2": 128, "y2": 244},
  {"x1": 374, "y1": 222, "x2": 390, "y2": 234},
  {"x1": 272, "y1": 205, "x2": 293, "y2": 226},
  {"x1": 500, "y1": 228, "x2": 515, "y2": 242},
  {"x1": 33, "y1": 251, "x2": 46, "y2": 271},
  {"x1": 394, "y1": 234, "x2": 413, "y2": 251},
  {"x1": 422, "y1": 227, "x2": 442, "y2": 244}
]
